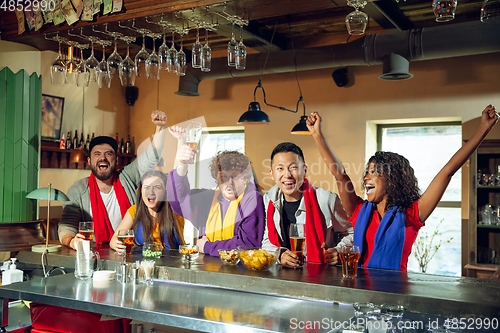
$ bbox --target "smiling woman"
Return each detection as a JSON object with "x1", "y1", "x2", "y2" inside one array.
[{"x1": 110, "y1": 170, "x2": 185, "y2": 254}]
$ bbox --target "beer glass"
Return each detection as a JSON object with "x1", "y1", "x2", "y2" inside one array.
[
  {"x1": 118, "y1": 229, "x2": 135, "y2": 255},
  {"x1": 289, "y1": 223, "x2": 305, "y2": 267},
  {"x1": 79, "y1": 222, "x2": 94, "y2": 241},
  {"x1": 185, "y1": 122, "x2": 202, "y2": 151},
  {"x1": 339, "y1": 245, "x2": 360, "y2": 278}
]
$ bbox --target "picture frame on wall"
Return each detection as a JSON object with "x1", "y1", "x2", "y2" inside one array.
[{"x1": 41, "y1": 94, "x2": 64, "y2": 141}]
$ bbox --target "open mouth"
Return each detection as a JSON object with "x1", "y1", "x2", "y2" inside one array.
[
  {"x1": 282, "y1": 181, "x2": 295, "y2": 189},
  {"x1": 365, "y1": 185, "x2": 375, "y2": 195},
  {"x1": 147, "y1": 196, "x2": 156, "y2": 204},
  {"x1": 98, "y1": 161, "x2": 109, "y2": 171}
]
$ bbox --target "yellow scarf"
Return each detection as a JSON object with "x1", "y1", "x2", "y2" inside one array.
[{"x1": 205, "y1": 186, "x2": 245, "y2": 241}]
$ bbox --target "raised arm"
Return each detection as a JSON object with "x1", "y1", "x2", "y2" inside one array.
[
  {"x1": 151, "y1": 110, "x2": 167, "y2": 150},
  {"x1": 307, "y1": 112, "x2": 359, "y2": 216},
  {"x1": 419, "y1": 105, "x2": 498, "y2": 223},
  {"x1": 169, "y1": 125, "x2": 197, "y2": 176}
]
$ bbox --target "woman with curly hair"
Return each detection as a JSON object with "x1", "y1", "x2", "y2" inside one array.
[
  {"x1": 166, "y1": 126, "x2": 265, "y2": 256},
  {"x1": 111, "y1": 170, "x2": 185, "y2": 254},
  {"x1": 307, "y1": 105, "x2": 498, "y2": 271}
]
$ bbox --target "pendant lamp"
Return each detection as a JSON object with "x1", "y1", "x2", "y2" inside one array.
[{"x1": 291, "y1": 97, "x2": 310, "y2": 135}]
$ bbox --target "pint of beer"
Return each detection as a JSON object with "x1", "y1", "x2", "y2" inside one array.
[
  {"x1": 118, "y1": 229, "x2": 135, "y2": 255},
  {"x1": 289, "y1": 223, "x2": 305, "y2": 267},
  {"x1": 339, "y1": 245, "x2": 360, "y2": 278},
  {"x1": 79, "y1": 222, "x2": 94, "y2": 241}
]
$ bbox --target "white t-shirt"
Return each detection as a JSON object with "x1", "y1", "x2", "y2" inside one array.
[{"x1": 89, "y1": 186, "x2": 123, "y2": 231}]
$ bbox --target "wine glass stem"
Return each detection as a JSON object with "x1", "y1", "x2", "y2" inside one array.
[
  {"x1": 127, "y1": 43, "x2": 130, "y2": 57},
  {"x1": 180, "y1": 34, "x2": 183, "y2": 51}
]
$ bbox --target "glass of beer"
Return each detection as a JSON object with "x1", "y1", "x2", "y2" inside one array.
[
  {"x1": 117, "y1": 229, "x2": 135, "y2": 256},
  {"x1": 185, "y1": 122, "x2": 202, "y2": 150},
  {"x1": 79, "y1": 222, "x2": 94, "y2": 241},
  {"x1": 289, "y1": 223, "x2": 306, "y2": 268},
  {"x1": 339, "y1": 245, "x2": 360, "y2": 278}
]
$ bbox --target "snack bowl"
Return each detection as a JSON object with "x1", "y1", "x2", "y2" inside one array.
[
  {"x1": 237, "y1": 245, "x2": 279, "y2": 271},
  {"x1": 179, "y1": 245, "x2": 199, "y2": 262},
  {"x1": 218, "y1": 249, "x2": 240, "y2": 266},
  {"x1": 143, "y1": 242, "x2": 162, "y2": 258}
]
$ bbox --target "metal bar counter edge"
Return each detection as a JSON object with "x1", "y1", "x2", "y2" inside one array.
[{"x1": 0, "y1": 247, "x2": 498, "y2": 333}]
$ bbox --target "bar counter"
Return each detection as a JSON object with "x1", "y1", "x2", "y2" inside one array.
[{"x1": 1, "y1": 247, "x2": 499, "y2": 332}]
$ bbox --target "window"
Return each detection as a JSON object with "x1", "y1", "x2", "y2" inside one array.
[{"x1": 378, "y1": 123, "x2": 462, "y2": 276}]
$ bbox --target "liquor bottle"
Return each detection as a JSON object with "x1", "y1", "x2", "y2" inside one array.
[
  {"x1": 60, "y1": 133, "x2": 66, "y2": 149},
  {"x1": 66, "y1": 131, "x2": 72, "y2": 150},
  {"x1": 126, "y1": 135, "x2": 131, "y2": 154},
  {"x1": 120, "y1": 138, "x2": 125, "y2": 154},
  {"x1": 115, "y1": 132, "x2": 119, "y2": 143},
  {"x1": 85, "y1": 134, "x2": 90, "y2": 151},
  {"x1": 91, "y1": 133, "x2": 95, "y2": 141},
  {"x1": 79, "y1": 133, "x2": 84, "y2": 148},
  {"x1": 73, "y1": 130, "x2": 78, "y2": 150}
]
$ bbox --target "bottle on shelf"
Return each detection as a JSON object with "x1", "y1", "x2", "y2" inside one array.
[
  {"x1": 85, "y1": 134, "x2": 90, "y2": 151},
  {"x1": 91, "y1": 132, "x2": 95, "y2": 141},
  {"x1": 120, "y1": 138, "x2": 125, "y2": 154},
  {"x1": 115, "y1": 132, "x2": 119, "y2": 143},
  {"x1": 73, "y1": 130, "x2": 78, "y2": 150},
  {"x1": 60, "y1": 133, "x2": 66, "y2": 149},
  {"x1": 126, "y1": 135, "x2": 131, "y2": 154},
  {"x1": 79, "y1": 133, "x2": 84, "y2": 148},
  {"x1": 66, "y1": 131, "x2": 72, "y2": 150}
]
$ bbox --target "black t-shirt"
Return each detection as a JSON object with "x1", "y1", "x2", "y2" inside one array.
[{"x1": 280, "y1": 199, "x2": 301, "y2": 250}]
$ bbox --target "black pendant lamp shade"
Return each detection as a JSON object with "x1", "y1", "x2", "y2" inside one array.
[
  {"x1": 291, "y1": 115, "x2": 310, "y2": 135},
  {"x1": 238, "y1": 101, "x2": 270, "y2": 124}
]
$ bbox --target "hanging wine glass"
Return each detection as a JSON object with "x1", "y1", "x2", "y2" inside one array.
[
  {"x1": 50, "y1": 38, "x2": 66, "y2": 86},
  {"x1": 192, "y1": 24, "x2": 202, "y2": 69},
  {"x1": 227, "y1": 22, "x2": 238, "y2": 67},
  {"x1": 135, "y1": 29, "x2": 150, "y2": 77},
  {"x1": 345, "y1": 0, "x2": 369, "y2": 35},
  {"x1": 97, "y1": 41, "x2": 111, "y2": 89},
  {"x1": 119, "y1": 35, "x2": 137, "y2": 87},
  {"x1": 146, "y1": 32, "x2": 161, "y2": 80},
  {"x1": 201, "y1": 28, "x2": 212, "y2": 72},
  {"x1": 167, "y1": 31, "x2": 178, "y2": 73},
  {"x1": 76, "y1": 43, "x2": 90, "y2": 87},
  {"x1": 64, "y1": 41, "x2": 79, "y2": 85},
  {"x1": 107, "y1": 32, "x2": 123, "y2": 80},
  {"x1": 176, "y1": 33, "x2": 187, "y2": 76},
  {"x1": 236, "y1": 25, "x2": 246, "y2": 70},
  {"x1": 158, "y1": 28, "x2": 169, "y2": 71},
  {"x1": 85, "y1": 37, "x2": 100, "y2": 83}
]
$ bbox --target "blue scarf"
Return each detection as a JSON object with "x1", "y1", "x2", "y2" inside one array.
[
  {"x1": 135, "y1": 221, "x2": 180, "y2": 250},
  {"x1": 353, "y1": 202, "x2": 405, "y2": 270}
]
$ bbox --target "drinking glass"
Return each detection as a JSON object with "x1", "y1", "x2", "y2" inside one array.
[
  {"x1": 481, "y1": 0, "x2": 500, "y2": 22},
  {"x1": 119, "y1": 35, "x2": 136, "y2": 87},
  {"x1": 97, "y1": 42, "x2": 111, "y2": 89},
  {"x1": 135, "y1": 30, "x2": 150, "y2": 77},
  {"x1": 176, "y1": 33, "x2": 187, "y2": 76},
  {"x1": 107, "y1": 34, "x2": 123, "y2": 80},
  {"x1": 339, "y1": 245, "x2": 360, "y2": 278},
  {"x1": 227, "y1": 23, "x2": 238, "y2": 67},
  {"x1": 346, "y1": 9, "x2": 369, "y2": 35},
  {"x1": 76, "y1": 44, "x2": 90, "y2": 87},
  {"x1": 289, "y1": 223, "x2": 305, "y2": 267},
  {"x1": 50, "y1": 40, "x2": 66, "y2": 85},
  {"x1": 158, "y1": 29, "x2": 169, "y2": 71},
  {"x1": 117, "y1": 229, "x2": 135, "y2": 256},
  {"x1": 236, "y1": 25, "x2": 246, "y2": 70},
  {"x1": 201, "y1": 28, "x2": 211, "y2": 72},
  {"x1": 185, "y1": 122, "x2": 202, "y2": 150},
  {"x1": 167, "y1": 31, "x2": 178, "y2": 73},
  {"x1": 192, "y1": 25, "x2": 202, "y2": 69},
  {"x1": 139, "y1": 260, "x2": 155, "y2": 284},
  {"x1": 432, "y1": 0, "x2": 457, "y2": 22},
  {"x1": 85, "y1": 39, "x2": 100, "y2": 83},
  {"x1": 64, "y1": 42, "x2": 79, "y2": 85},
  {"x1": 75, "y1": 250, "x2": 100, "y2": 280},
  {"x1": 79, "y1": 222, "x2": 94, "y2": 241},
  {"x1": 146, "y1": 32, "x2": 161, "y2": 80}
]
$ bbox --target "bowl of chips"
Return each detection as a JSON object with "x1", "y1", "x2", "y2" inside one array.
[
  {"x1": 179, "y1": 245, "x2": 199, "y2": 262},
  {"x1": 218, "y1": 249, "x2": 240, "y2": 266},
  {"x1": 237, "y1": 246, "x2": 279, "y2": 271}
]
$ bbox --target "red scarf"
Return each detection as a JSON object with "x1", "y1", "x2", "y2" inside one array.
[
  {"x1": 89, "y1": 173, "x2": 131, "y2": 245},
  {"x1": 266, "y1": 178, "x2": 326, "y2": 264}
]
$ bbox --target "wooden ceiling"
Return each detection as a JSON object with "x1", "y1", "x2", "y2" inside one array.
[{"x1": 0, "y1": 0, "x2": 486, "y2": 60}]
